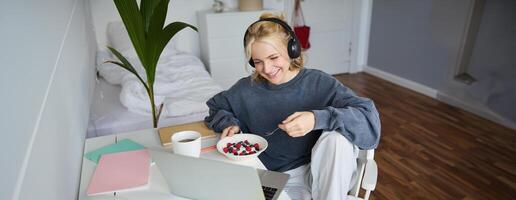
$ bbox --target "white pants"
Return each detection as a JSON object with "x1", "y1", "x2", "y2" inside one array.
[{"x1": 283, "y1": 131, "x2": 359, "y2": 200}]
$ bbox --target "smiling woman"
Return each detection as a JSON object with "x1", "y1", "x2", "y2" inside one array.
[
  {"x1": 243, "y1": 13, "x2": 304, "y2": 84},
  {"x1": 250, "y1": 41, "x2": 297, "y2": 85},
  {"x1": 204, "y1": 12, "x2": 381, "y2": 199}
]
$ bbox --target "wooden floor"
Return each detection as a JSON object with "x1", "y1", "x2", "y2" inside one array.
[{"x1": 334, "y1": 73, "x2": 516, "y2": 200}]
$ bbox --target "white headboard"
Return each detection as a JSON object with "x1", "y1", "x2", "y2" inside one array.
[{"x1": 88, "y1": 0, "x2": 213, "y2": 57}]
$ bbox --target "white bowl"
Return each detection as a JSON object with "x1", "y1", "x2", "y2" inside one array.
[{"x1": 216, "y1": 134, "x2": 268, "y2": 161}]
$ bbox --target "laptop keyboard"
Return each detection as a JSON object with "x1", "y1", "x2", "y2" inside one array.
[{"x1": 262, "y1": 186, "x2": 278, "y2": 200}]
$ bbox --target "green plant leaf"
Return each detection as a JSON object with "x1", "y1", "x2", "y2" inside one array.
[
  {"x1": 113, "y1": 0, "x2": 147, "y2": 66},
  {"x1": 106, "y1": 47, "x2": 149, "y2": 92},
  {"x1": 160, "y1": 22, "x2": 197, "y2": 52},
  {"x1": 140, "y1": 0, "x2": 163, "y2": 34},
  {"x1": 142, "y1": 0, "x2": 171, "y2": 86},
  {"x1": 146, "y1": 0, "x2": 168, "y2": 36}
]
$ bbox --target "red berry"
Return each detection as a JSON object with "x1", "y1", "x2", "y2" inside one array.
[
  {"x1": 245, "y1": 146, "x2": 251, "y2": 151},
  {"x1": 236, "y1": 143, "x2": 242, "y2": 149},
  {"x1": 254, "y1": 143, "x2": 260, "y2": 149},
  {"x1": 223, "y1": 147, "x2": 228, "y2": 153},
  {"x1": 227, "y1": 143, "x2": 232, "y2": 147}
]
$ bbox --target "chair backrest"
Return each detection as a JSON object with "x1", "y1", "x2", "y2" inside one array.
[
  {"x1": 359, "y1": 149, "x2": 375, "y2": 160},
  {"x1": 349, "y1": 149, "x2": 376, "y2": 199}
]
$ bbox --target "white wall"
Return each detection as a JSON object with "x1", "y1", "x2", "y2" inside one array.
[{"x1": 0, "y1": 0, "x2": 97, "y2": 199}]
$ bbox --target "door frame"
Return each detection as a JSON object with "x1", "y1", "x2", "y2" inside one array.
[{"x1": 350, "y1": 0, "x2": 373, "y2": 73}]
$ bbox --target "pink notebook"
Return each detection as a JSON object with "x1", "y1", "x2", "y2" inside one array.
[{"x1": 86, "y1": 149, "x2": 150, "y2": 196}]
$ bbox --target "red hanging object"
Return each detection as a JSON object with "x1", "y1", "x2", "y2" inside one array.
[{"x1": 293, "y1": 0, "x2": 310, "y2": 50}]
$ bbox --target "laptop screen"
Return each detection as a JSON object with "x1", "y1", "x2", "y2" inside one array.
[{"x1": 150, "y1": 150, "x2": 266, "y2": 200}]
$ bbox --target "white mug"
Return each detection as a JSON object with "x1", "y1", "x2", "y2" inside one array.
[{"x1": 171, "y1": 131, "x2": 201, "y2": 157}]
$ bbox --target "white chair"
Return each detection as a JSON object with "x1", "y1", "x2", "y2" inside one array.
[{"x1": 349, "y1": 149, "x2": 378, "y2": 200}]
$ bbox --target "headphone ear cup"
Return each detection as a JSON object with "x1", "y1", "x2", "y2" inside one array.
[
  {"x1": 288, "y1": 38, "x2": 301, "y2": 59},
  {"x1": 249, "y1": 58, "x2": 255, "y2": 68}
]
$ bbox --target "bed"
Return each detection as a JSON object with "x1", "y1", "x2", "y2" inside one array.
[{"x1": 87, "y1": 21, "x2": 223, "y2": 138}]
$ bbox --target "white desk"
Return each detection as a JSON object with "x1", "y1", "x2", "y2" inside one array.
[{"x1": 78, "y1": 128, "x2": 290, "y2": 200}]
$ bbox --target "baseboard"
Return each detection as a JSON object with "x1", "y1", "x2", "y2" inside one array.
[
  {"x1": 362, "y1": 66, "x2": 516, "y2": 130},
  {"x1": 437, "y1": 92, "x2": 516, "y2": 131},
  {"x1": 349, "y1": 64, "x2": 365, "y2": 74},
  {"x1": 363, "y1": 66, "x2": 438, "y2": 98}
]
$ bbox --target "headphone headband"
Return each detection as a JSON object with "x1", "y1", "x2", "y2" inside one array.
[
  {"x1": 243, "y1": 18, "x2": 301, "y2": 67},
  {"x1": 243, "y1": 18, "x2": 295, "y2": 45}
]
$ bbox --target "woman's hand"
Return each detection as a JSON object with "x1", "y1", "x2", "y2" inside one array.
[
  {"x1": 278, "y1": 111, "x2": 315, "y2": 137},
  {"x1": 221, "y1": 125, "x2": 240, "y2": 138}
]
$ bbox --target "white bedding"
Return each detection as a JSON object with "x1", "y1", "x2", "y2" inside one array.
[
  {"x1": 87, "y1": 77, "x2": 213, "y2": 138},
  {"x1": 116, "y1": 53, "x2": 222, "y2": 117},
  {"x1": 88, "y1": 53, "x2": 223, "y2": 138}
]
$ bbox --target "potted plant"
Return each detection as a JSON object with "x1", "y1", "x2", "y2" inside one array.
[{"x1": 106, "y1": 0, "x2": 197, "y2": 128}]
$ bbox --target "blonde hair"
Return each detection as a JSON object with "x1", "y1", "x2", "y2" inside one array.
[{"x1": 244, "y1": 12, "x2": 305, "y2": 82}]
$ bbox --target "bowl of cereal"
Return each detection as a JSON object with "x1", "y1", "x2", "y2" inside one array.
[{"x1": 216, "y1": 133, "x2": 268, "y2": 160}]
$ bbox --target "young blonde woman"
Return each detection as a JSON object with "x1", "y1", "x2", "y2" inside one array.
[{"x1": 205, "y1": 13, "x2": 380, "y2": 200}]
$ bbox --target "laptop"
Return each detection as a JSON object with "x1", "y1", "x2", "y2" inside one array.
[{"x1": 150, "y1": 150, "x2": 290, "y2": 200}]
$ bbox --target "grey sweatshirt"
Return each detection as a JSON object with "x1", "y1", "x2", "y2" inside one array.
[{"x1": 205, "y1": 68, "x2": 381, "y2": 172}]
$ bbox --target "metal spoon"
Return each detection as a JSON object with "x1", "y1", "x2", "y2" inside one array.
[{"x1": 263, "y1": 127, "x2": 280, "y2": 137}]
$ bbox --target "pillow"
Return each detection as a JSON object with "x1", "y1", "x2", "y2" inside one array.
[
  {"x1": 98, "y1": 62, "x2": 129, "y2": 85},
  {"x1": 106, "y1": 21, "x2": 179, "y2": 59}
]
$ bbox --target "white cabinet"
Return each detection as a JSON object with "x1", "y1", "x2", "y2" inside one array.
[{"x1": 197, "y1": 10, "x2": 275, "y2": 89}]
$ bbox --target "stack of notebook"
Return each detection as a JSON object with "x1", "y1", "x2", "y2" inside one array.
[{"x1": 84, "y1": 139, "x2": 151, "y2": 196}]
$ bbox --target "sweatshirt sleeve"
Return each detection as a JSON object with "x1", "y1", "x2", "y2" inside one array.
[
  {"x1": 204, "y1": 91, "x2": 241, "y2": 132},
  {"x1": 311, "y1": 80, "x2": 381, "y2": 150}
]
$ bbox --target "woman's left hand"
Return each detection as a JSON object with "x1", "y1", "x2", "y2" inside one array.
[{"x1": 278, "y1": 111, "x2": 315, "y2": 137}]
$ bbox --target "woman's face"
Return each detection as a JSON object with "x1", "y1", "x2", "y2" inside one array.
[{"x1": 251, "y1": 41, "x2": 298, "y2": 85}]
